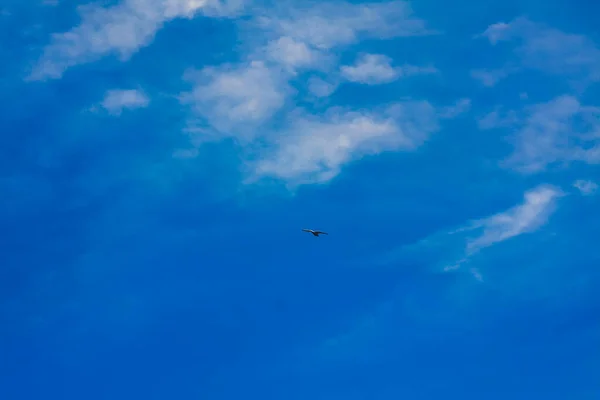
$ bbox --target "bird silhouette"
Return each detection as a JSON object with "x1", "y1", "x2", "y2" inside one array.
[{"x1": 302, "y1": 229, "x2": 328, "y2": 237}]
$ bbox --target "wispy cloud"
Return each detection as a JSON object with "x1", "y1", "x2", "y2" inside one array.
[
  {"x1": 341, "y1": 53, "x2": 398, "y2": 84},
  {"x1": 442, "y1": 185, "x2": 562, "y2": 280},
  {"x1": 500, "y1": 95, "x2": 600, "y2": 173},
  {"x1": 175, "y1": 1, "x2": 445, "y2": 186},
  {"x1": 476, "y1": 17, "x2": 600, "y2": 87},
  {"x1": 257, "y1": 0, "x2": 433, "y2": 51},
  {"x1": 181, "y1": 60, "x2": 290, "y2": 139},
  {"x1": 249, "y1": 100, "x2": 440, "y2": 185},
  {"x1": 262, "y1": 36, "x2": 327, "y2": 72},
  {"x1": 573, "y1": 179, "x2": 598, "y2": 196},
  {"x1": 180, "y1": 1, "x2": 433, "y2": 132},
  {"x1": 463, "y1": 185, "x2": 562, "y2": 255},
  {"x1": 28, "y1": 0, "x2": 245, "y2": 80},
  {"x1": 478, "y1": 96, "x2": 600, "y2": 173},
  {"x1": 100, "y1": 88, "x2": 149, "y2": 115},
  {"x1": 340, "y1": 53, "x2": 436, "y2": 85},
  {"x1": 379, "y1": 184, "x2": 563, "y2": 284}
]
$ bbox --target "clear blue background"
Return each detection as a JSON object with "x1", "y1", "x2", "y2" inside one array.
[{"x1": 1, "y1": 0, "x2": 599, "y2": 399}]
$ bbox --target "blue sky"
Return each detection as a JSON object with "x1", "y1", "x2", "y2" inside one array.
[{"x1": 1, "y1": 0, "x2": 600, "y2": 399}]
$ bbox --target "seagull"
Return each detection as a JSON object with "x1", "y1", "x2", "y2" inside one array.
[{"x1": 302, "y1": 229, "x2": 328, "y2": 237}]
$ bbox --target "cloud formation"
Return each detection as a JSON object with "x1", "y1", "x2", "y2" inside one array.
[
  {"x1": 476, "y1": 17, "x2": 600, "y2": 87},
  {"x1": 28, "y1": 0, "x2": 245, "y2": 80},
  {"x1": 250, "y1": 101, "x2": 440, "y2": 185},
  {"x1": 573, "y1": 179, "x2": 598, "y2": 196},
  {"x1": 180, "y1": 0, "x2": 434, "y2": 126},
  {"x1": 101, "y1": 89, "x2": 150, "y2": 115},
  {"x1": 263, "y1": 36, "x2": 326, "y2": 72},
  {"x1": 181, "y1": 61, "x2": 290, "y2": 138},
  {"x1": 340, "y1": 53, "x2": 436, "y2": 84},
  {"x1": 257, "y1": 0, "x2": 432, "y2": 50},
  {"x1": 174, "y1": 0, "x2": 445, "y2": 185},
  {"x1": 479, "y1": 95, "x2": 600, "y2": 173},
  {"x1": 341, "y1": 53, "x2": 399, "y2": 84},
  {"x1": 464, "y1": 185, "x2": 562, "y2": 255},
  {"x1": 508, "y1": 96, "x2": 600, "y2": 172},
  {"x1": 440, "y1": 185, "x2": 563, "y2": 280}
]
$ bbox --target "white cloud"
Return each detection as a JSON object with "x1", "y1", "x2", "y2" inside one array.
[
  {"x1": 480, "y1": 21, "x2": 515, "y2": 45},
  {"x1": 258, "y1": 0, "x2": 432, "y2": 51},
  {"x1": 173, "y1": 1, "x2": 448, "y2": 186},
  {"x1": 250, "y1": 101, "x2": 439, "y2": 185},
  {"x1": 178, "y1": 1, "x2": 438, "y2": 144},
  {"x1": 388, "y1": 184, "x2": 563, "y2": 281},
  {"x1": 573, "y1": 179, "x2": 598, "y2": 196},
  {"x1": 341, "y1": 53, "x2": 398, "y2": 84},
  {"x1": 180, "y1": 61, "x2": 290, "y2": 138},
  {"x1": 28, "y1": 0, "x2": 245, "y2": 80},
  {"x1": 503, "y1": 95, "x2": 600, "y2": 173},
  {"x1": 31, "y1": 0, "x2": 431, "y2": 81},
  {"x1": 340, "y1": 53, "x2": 437, "y2": 85},
  {"x1": 263, "y1": 36, "x2": 325, "y2": 72},
  {"x1": 438, "y1": 185, "x2": 562, "y2": 281},
  {"x1": 470, "y1": 267, "x2": 484, "y2": 282},
  {"x1": 464, "y1": 185, "x2": 562, "y2": 255},
  {"x1": 478, "y1": 17, "x2": 600, "y2": 85},
  {"x1": 101, "y1": 89, "x2": 149, "y2": 115}
]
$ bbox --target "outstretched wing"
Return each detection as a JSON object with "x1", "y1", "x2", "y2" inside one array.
[
  {"x1": 315, "y1": 231, "x2": 328, "y2": 235},
  {"x1": 302, "y1": 229, "x2": 313, "y2": 233}
]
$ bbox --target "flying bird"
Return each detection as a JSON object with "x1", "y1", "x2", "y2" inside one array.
[{"x1": 302, "y1": 229, "x2": 328, "y2": 237}]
